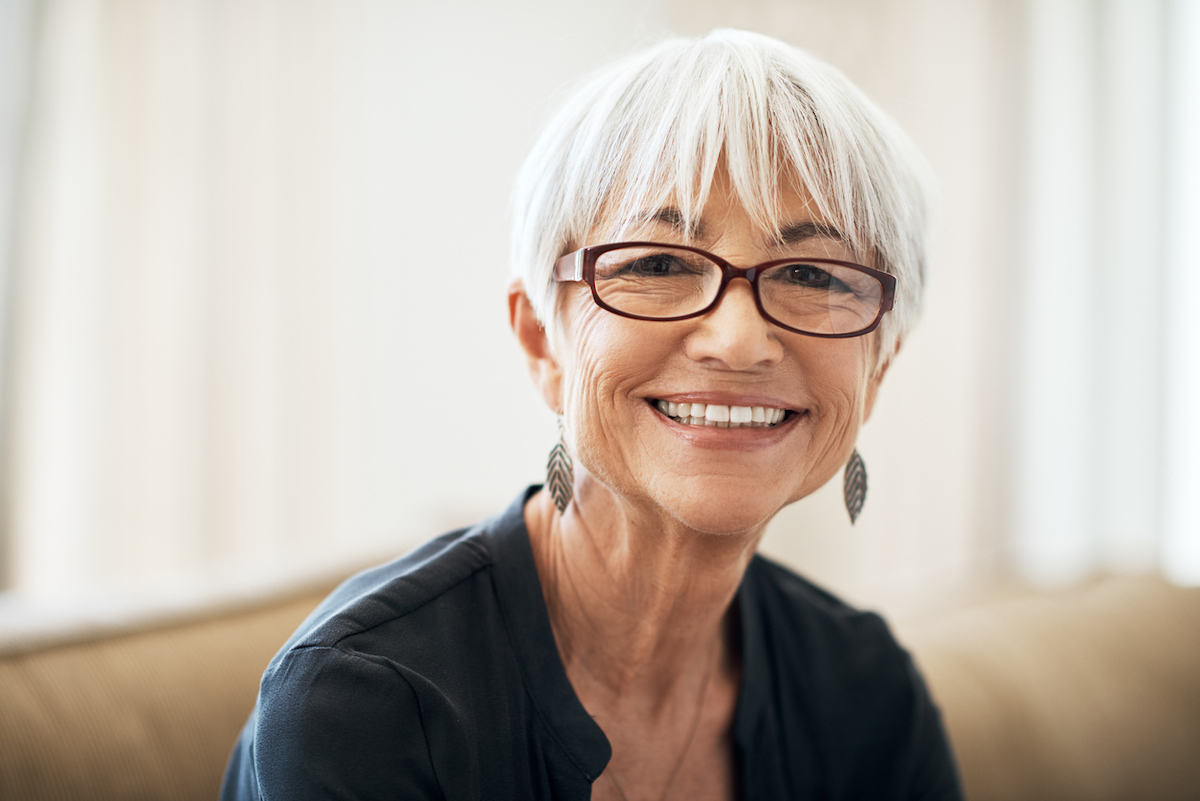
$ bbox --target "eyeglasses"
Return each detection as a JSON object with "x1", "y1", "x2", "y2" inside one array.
[{"x1": 553, "y1": 241, "x2": 896, "y2": 338}]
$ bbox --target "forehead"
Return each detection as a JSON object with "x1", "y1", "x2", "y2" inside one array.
[{"x1": 590, "y1": 174, "x2": 859, "y2": 258}]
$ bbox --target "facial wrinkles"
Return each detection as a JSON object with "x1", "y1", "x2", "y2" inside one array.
[
  {"x1": 793, "y1": 336, "x2": 876, "y2": 495},
  {"x1": 558, "y1": 291, "x2": 650, "y2": 495}
]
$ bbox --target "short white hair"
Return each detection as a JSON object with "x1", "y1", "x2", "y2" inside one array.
[{"x1": 509, "y1": 29, "x2": 935, "y2": 365}]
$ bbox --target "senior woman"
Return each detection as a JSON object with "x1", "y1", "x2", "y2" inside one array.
[{"x1": 223, "y1": 29, "x2": 961, "y2": 801}]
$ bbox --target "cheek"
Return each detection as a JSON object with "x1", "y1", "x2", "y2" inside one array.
[
  {"x1": 802, "y1": 340, "x2": 877, "y2": 446},
  {"x1": 556, "y1": 304, "x2": 653, "y2": 451}
]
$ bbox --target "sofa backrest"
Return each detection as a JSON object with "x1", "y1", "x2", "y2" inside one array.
[
  {"x1": 902, "y1": 576, "x2": 1200, "y2": 801},
  {"x1": 0, "y1": 588, "x2": 332, "y2": 801}
]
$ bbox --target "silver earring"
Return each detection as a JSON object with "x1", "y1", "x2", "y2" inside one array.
[
  {"x1": 843, "y1": 448, "x2": 867, "y2": 524},
  {"x1": 546, "y1": 419, "x2": 573, "y2": 514}
]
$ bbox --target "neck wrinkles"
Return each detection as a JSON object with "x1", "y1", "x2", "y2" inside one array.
[{"x1": 525, "y1": 483, "x2": 756, "y2": 700}]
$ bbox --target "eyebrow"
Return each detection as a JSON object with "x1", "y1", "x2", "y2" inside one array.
[
  {"x1": 626, "y1": 207, "x2": 703, "y2": 237},
  {"x1": 777, "y1": 221, "x2": 848, "y2": 245},
  {"x1": 626, "y1": 209, "x2": 845, "y2": 245}
]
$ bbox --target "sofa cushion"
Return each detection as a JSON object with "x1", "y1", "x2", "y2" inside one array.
[
  {"x1": 0, "y1": 589, "x2": 331, "y2": 801},
  {"x1": 903, "y1": 576, "x2": 1200, "y2": 801}
]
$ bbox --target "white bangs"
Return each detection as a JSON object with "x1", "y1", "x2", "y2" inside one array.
[{"x1": 510, "y1": 29, "x2": 935, "y2": 364}]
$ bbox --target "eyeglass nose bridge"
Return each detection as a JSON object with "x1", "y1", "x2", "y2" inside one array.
[
  {"x1": 704, "y1": 262, "x2": 773, "y2": 320},
  {"x1": 719, "y1": 263, "x2": 763, "y2": 283}
]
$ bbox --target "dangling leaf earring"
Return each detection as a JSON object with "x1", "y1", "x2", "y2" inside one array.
[
  {"x1": 843, "y1": 448, "x2": 867, "y2": 524},
  {"x1": 546, "y1": 417, "x2": 574, "y2": 514}
]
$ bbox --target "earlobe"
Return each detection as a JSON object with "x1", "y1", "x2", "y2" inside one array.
[{"x1": 508, "y1": 280, "x2": 562, "y2": 412}]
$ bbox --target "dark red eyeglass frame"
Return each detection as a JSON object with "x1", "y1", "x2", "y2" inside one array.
[{"x1": 552, "y1": 241, "x2": 897, "y2": 339}]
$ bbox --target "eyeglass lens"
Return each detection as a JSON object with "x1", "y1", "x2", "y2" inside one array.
[{"x1": 592, "y1": 245, "x2": 883, "y2": 336}]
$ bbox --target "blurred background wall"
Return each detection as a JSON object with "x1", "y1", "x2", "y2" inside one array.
[{"x1": 0, "y1": 0, "x2": 1196, "y2": 633}]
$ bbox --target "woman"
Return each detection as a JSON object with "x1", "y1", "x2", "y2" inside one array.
[{"x1": 223, "y1": 29, "x2": 962, "y2": 801}]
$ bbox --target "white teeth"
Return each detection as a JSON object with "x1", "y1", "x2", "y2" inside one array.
[
  {"x1": 705, "y1": 405, "x2": 730, "y2": 423},
  {"x1": 654, "y1": 399, "x2": 789, "y2": 428}
]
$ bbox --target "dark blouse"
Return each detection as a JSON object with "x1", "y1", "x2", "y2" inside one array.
[{"x1": 222, "y1": 486, "x2": 963, "y2": 800}]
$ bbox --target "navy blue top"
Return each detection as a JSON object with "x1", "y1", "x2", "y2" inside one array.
[{"x1": 222, "y1": 487, "x2": 963, "y2": 800}]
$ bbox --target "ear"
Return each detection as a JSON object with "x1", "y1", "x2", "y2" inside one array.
[
  {"x1": 861, "y1": 340, "x2": 900, "y2": 422},
  {"x1": 508, "y1": 279, "x2": 563, "y2": 413}
]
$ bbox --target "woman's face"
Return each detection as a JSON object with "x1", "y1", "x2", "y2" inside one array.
[{"x1": 523, "y1": 175, "x2": 890, "y2": 535}]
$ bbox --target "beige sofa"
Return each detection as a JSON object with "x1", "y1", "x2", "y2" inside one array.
[{"x1": 2, "y1": 575, "x2": 1198, "y2": 800}]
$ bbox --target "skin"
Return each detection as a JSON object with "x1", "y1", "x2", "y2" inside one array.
[{"x1": 508, "y1": 172, "x2": 892, "y2": 801}]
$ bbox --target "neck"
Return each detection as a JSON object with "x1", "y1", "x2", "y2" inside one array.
[{"x1": 525, "y1": 480, "x2": 759, "y2": 701}]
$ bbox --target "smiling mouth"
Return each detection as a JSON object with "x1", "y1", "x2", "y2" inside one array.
[{"x1": 651, "y1": 400, "x2": 792, "y2": 428}]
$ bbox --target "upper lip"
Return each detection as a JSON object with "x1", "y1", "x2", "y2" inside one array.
[{"x1": 646, "y1": 392, "x2": 803, "y2": 413}]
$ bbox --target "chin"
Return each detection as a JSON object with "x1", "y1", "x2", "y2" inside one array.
[{"x1": 660, "y1": 494, "x2": 784, "y2": 537}]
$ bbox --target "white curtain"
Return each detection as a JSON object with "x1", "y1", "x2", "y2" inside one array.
[
  {"x1": 1015, "y1": 0, "x2": 1200, "y2": 585},
  {"x1": 1161, "y1": 0, "x2": 1200, "y2": 584},
  {"x1": 0, "y1": 0, "x2": 36, "y2": 591},
  {"x1": 3, "y1": 0, "x2": 665, "y2": 606}
]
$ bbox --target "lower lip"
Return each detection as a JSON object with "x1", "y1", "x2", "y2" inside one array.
[{"x1": 648, "y1": 402, "x2": 805, "y2": 450}]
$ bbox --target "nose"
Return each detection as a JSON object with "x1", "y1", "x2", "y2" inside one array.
[{"x1": 684, "y1": 278, "x2": 784, "y2": 369}]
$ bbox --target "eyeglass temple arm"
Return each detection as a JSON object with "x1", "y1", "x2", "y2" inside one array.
[{"x1": 552, "y1": 250, "x2": 585, "y2": 282}]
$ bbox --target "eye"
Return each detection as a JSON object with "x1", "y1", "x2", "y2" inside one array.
[
  {"x1": 595, "y1": 248, "x2": 712, "y2": 281},
  {"x1": 616, "y1": 253, "x2": 703, "y2": 277},
  {"x1": 781, "y1": 263, "x2": 838, "y2": 288}
]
